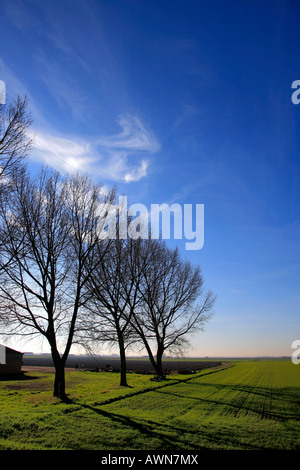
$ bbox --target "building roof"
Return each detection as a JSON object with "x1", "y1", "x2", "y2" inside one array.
[{"x1": 0, "y1": 345, "x2": 23, "y2": 356}]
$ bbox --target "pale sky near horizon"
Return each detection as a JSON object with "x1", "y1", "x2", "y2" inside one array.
[{"x1": 0, "y1": 0, "x2": 300, "y2": 358}]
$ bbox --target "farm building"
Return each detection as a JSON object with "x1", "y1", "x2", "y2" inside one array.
[{"x1": 0, "y1": 345, "x2": 23, "y2": 375}]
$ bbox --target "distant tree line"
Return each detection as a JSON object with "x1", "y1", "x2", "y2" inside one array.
[{"x1": 0, "y1": 95, "x2": 216, "y2": 402}]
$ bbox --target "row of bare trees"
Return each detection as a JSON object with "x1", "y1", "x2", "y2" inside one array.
[
  {"x1": 0, "y1": 96, "x2": 215, "y2": 402},
  {"x1": 80, "y1": 236, "x2": 216, "y2": 387}
]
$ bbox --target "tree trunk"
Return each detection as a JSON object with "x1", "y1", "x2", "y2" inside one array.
[
  {"x1": 132, "y1": 325, "x2": 167, "y2": 380},
  {"x1": 53, "y1": 362, "x2": 66, "y2": 400},
  {"x1": 51, "y1": 349, "x2": 69, "y2": 402},
  {"x1": 141, "y1": 337, "x2": 165, "y2": 379},
  {"x1": 156, "y1": 346, "x2": 166, "y2": 380},
  {"x1": 117, "y1": 329, "x2": 128, "y2": 387}
]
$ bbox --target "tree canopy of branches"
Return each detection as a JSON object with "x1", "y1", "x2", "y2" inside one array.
[
  {"x1": 80, "y1": 235, "x2": 215, "y2": 383},
  {"x1": 0, "y1": 94, "x2": 33, "y2": 259},
  {"x1": 79, "y1": 238, "x2": 136, "y2": 387},
  {"x1": 0, "y1": 95, "x2": 32, "y2": 183},
  {"x1": 124, "y1": 239, "x2": 216, "y2": 379},
  {"x1": 0, "y1": 167, "x2": 115, "y2": 401}
]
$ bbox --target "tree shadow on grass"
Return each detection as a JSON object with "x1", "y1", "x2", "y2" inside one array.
[
  {"x1": 76, "y1": 400, "x2": 262, "y2": 450},
  {"x1": 90, "y1": 369, "x2": 227, "y2": 407},
  {"x1": 59, "y1": 368, "x2": 270, "y2": 450},
  {"x1": 61, "y1": 363, "x2": 299, "y2": 450},
  {"x1": 79, "y1": 402, "x2": 208, "y2": 450},
  {"x1": 71, "y1": 370, "x2": 262, "y2": 451},
  {"x1": 0, "y1": 372, "x2": 40, "y2": 382}
]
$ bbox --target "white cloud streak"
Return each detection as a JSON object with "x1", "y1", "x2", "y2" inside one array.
[
  {"x1": 96, "y1": 115, "x2": 160, "y2": 152},
  {"x1": 31, "y1": 114, "x2": 160, "y2": 183}
]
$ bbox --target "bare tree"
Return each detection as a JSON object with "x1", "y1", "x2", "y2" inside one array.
[
  {"x1": 0, "y1": 95, "x2": 33, "y2": 262},
  {"x1": 0, "y1": 95, "x2": 32, "y2": 184},
  {"x1": 79, "y1": 232, "x2": 138, "y2": 387},
  {"x1": 126, "y1": 239, "x2": 216, "y2": 380},
  {"x1": 81, "y1": 231, "x2": 215, "y2": 382},
  {"x1": 0, "y1": 167, "x2": 115, "y2": 401}
]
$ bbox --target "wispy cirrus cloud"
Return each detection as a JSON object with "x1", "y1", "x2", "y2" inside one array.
[
  {"x1": 96, "y1": 114, "x2": 160, "y2": 152},
  {"x1": 124, "y1": 159, "x2": 149, "y2": 183},
  {"x1": 32, "y1": 133, "x2": 95, "y2": 174},
  {"x1": 0, "y1": 57, "x2": 159, "y2": 183},
  {"x1": 32, "y1": 114, "x2": 160, "y2": 183}
]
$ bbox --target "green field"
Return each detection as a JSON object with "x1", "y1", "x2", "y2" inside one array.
[{"x1": 0, "y1": 360, "x2": 299, "y2": 450}]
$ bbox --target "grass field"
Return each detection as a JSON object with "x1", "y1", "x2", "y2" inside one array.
[{"x1": 0, "y1": 359, "x2": 299, "y2": 450}]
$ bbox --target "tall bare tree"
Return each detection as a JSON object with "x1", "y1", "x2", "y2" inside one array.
[
  {"x1": 0, "y1": 94, "x2": 33, "y2": 262},
  {"x1": 79, "y1": 238, "x2": 135, "y2": 387},
  {"x1": 125, "y1": 239, "x2": 216, "y2": 380},
  {"x1": 0, "y1": 167, "x2": 115, "y2": 401},
  {"x1": 0, "y1": 95, "x2": 32, "y2": 183}
]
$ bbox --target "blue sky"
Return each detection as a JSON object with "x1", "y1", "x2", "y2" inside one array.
[{"x1": 0, "y1": 0, "x2": 300, "y2": 357}]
